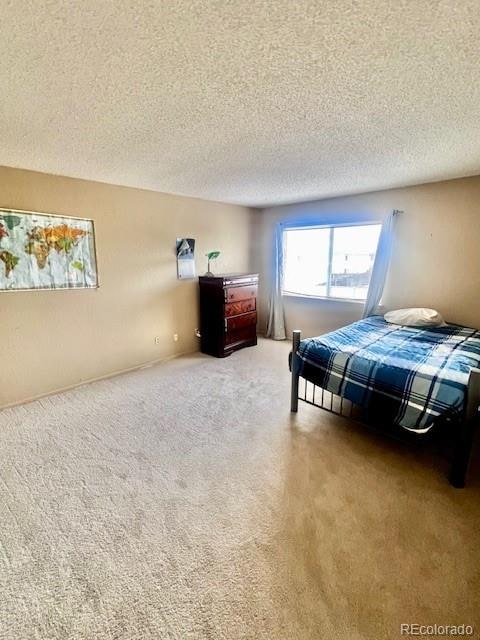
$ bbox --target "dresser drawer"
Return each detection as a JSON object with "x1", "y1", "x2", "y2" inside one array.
[
  {"x1": 224, "y1": 275, "x2": 258, "y2": 287},
  {"x1": 225, "y1": 325, "x2": 257, "y2": 347},
  {"x1": 226, "y1": 311, "x2": 257, "y2": 332},
  {"x1": 225, "y1": 298, "x2": 256, "y2": 317},
  {"x1": 225, "y1": 285, "x2": 257, "y2": 303}
]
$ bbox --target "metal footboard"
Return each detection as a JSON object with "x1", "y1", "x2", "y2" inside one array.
[
  {"x1": 298, "y1": 376, "x2": 361, "y2": 418},
  {"x1": 290, "y1": 329, "x2": 362, "y2": 418}
]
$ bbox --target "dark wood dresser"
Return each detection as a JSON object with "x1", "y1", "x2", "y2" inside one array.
[{"x1": 199, "y1": 273, "x2": 258, "y2": 357}]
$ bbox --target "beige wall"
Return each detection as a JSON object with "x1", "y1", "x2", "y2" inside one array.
[
  {"x1": 3, "y1": 168, "x2": 480, "y2": 407},
  {"x1": 0, "y1": 166, "x2": 254, "y2": 407},
  {"x1": 255, "y1": 176, "x2": 480, "y2": 338}
]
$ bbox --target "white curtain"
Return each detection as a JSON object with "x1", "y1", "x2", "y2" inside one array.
[
  {"x1": 266, "y1": 223, "x2": 286, "y2": 339},
  {"x1": 362, "y1": 211, "x2": 396, "y2": 318}
]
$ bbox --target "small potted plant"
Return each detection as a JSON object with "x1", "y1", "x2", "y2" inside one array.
[{"x1": 205, "y1": 251, "x2": 220, "y2": 276}]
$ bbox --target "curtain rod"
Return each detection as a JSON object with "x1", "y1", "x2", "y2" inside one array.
[{"x1": 393, "y1": 209, "x2": 404, "y2": 215}]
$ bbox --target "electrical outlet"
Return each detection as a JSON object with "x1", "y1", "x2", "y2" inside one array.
[
  {"x1": 154, "y1": 336, "x2": 160, "y2": 345},
  {"x1": 173, "y1": 333, "x2": 179, "y2": 342}
]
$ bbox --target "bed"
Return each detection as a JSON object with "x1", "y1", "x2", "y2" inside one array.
[{"x1": 290, "y1": 316, "x2": 480, "y2": 487}]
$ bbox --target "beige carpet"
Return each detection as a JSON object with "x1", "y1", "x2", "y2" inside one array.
[{"x1": 0, "y1": 339, "x2": 479, "y2": 639}]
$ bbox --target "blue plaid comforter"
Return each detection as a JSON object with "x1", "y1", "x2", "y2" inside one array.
[{"x1": 296, "y1": 316, "x2": 480, "y2": 432}]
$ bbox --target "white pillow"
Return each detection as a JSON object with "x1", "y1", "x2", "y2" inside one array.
[{"x1": 384, "y1": 308, "x2": 445, "y2": 327}]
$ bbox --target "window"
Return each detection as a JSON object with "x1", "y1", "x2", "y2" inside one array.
[{"x1": 282, "y1": 223, "x2": 381, "y2": 301}]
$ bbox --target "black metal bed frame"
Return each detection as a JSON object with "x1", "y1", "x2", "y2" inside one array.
[{"x1": 290, "y1": 329, "x2": 479, "y2": 488}]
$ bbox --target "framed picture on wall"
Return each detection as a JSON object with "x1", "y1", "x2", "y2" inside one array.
[
  {"x1": 0, "y1": 208, "x2": 99, "y2": 291},
  {"x1": 176, "y1": 237, "x2": 196, "y2": 279}
]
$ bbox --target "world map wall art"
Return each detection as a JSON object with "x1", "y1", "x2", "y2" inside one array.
[{"x1": 0, "y1": 208, "x2": 98, "y2": 291}]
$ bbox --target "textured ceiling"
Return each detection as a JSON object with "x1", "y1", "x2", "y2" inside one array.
[{"x1": 1, "y1": 1, "x2": 480, "y2": 207}]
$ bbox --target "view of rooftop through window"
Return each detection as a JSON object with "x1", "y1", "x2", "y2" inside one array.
[{"x1": 282, "y1": 223, "x2": 381, "y2": 300}]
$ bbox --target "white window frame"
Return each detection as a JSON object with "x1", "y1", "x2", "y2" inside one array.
[{"x1": 282, "y1": 221, "x2": 381, "y2": 303}]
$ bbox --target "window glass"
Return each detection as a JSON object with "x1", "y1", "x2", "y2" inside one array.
[
  {"x1": 330, "y1": 225, "x2": 381, "y2": 300},
  {"x1": 283, "y1": 227, "x2": 330, "y2": 297},
  {"x1": 282, "y1": 223, "x2": 381, "y2": 300}
]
